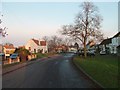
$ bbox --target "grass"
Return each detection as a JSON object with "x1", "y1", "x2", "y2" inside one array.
[
  {"x1": 2, "y1": 62, "x2": 22, "y2": 68},
  {"x1": 73, "y1": 55, "x2": 118, "y2": 88},
  {"x1": 36, "y1": 53, "x2": 56, "y2": 59}
]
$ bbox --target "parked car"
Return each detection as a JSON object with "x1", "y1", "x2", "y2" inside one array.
[
  {"x1": 78, "y1": 50, "x2": 84, "y2": 56},
  {"x1": 10, "y1": 53, "x2": 19, "y2": 59},
  {"x1": 100, "y1": 51, "x2": 106, "y2": 55},
  {"x1": 87, "y1": 50, "x2": 95, "y2": 56}
]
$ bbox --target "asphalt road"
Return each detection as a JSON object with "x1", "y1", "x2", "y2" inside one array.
[{"x1": 2, "y1": 53, "x2": 100, "y2": 88}]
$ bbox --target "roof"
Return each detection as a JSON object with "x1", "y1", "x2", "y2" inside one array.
[
  {"x1": 113, "y1": 32, "x2": 120, "y2": 38},
  {"x1": 4, "y1": 45, "x2": 15, "y2": 49},
  {"x1": 87, "y1": 40, "x2": 95, "y2": 47},
  {"x1": 32, "y1": 39, "x2": 46, "y2": 46},
  {"x1": 99, "y1": 38, "x2": 112, "y2": 45}
]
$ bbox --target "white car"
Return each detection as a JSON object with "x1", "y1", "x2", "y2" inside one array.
[{"x1": 100, "y1": 51, "x2": 106, "y2": 55}]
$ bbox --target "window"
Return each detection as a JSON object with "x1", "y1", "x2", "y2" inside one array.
[
  {"x1": 34, "y1": 49, "x2": 36, "y2": 53},
  {"x1": 29, "y1": 47, "x2": 31, "y2": 51}
]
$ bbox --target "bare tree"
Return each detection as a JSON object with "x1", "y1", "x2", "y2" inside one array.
[
  {"x1": 60, "y1": 2, "x2": 103, "y2": 58},
  {"x1": 42, "y1": 36, "x2": 49, "y2": 42},
  {"x1": 42, "y1": 35, "x2": 64, "y2": 52},
  {"x1": 62, "y1": 37, "x2": 73, "y2": 46},
  {"x1": 0, "y1": 14, "x2": 8, "y2": 37}
]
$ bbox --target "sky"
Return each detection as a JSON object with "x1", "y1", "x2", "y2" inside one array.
[{"x1": 0, "y1": 1, "x2": 118, "y2": 47}]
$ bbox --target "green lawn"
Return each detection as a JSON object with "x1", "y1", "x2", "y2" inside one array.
[
  {"x1": 36, "y1": 53, "x2": 57, "y2": 59},
  {"x1": 73, "y1": 55, "x2": 118, "y2": 88}
]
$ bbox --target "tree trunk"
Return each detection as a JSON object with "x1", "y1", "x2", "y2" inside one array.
[{"x1": 84, "y1": 42, "x2": 87, "y2": 58}]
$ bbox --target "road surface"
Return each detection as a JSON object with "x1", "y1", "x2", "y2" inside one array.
[{"x1": 3, "y1": 53, "x2": 100, "y2": 88}]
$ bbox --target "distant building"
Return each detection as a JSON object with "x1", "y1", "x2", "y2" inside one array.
[
  {"x1": 86, "y1": 40, "x2": 96, "y2": 52},
  {"x1": 25, "y1": 38, "x2": 48, "y2": 53},
  {"x1": 3, "y1": 44, "x2": 16, "y2": 59},
  {"x1": 0, "y1": 44, "x2": 3, "y2": 53},
  {"x1": 86, "y1": 40, "x2": 96, "y2": 49},
  {"x1": 68, "y1": 45, "x2": 78, "y2": 53},
  {"x1": 55, "y1": 44, "x2": 69, "y2": 53}
]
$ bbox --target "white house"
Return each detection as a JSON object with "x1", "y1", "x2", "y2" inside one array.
[
  {"x1": 110, "y1": 32, "x2": 120, "y2": 54},
  {"x1": 99, "y1": 38, "x2": 112, "y2": 54},
  {"x1": 99, "y1": 32, "x2": 120, "y2": 54},
  {"x1": 25, "y1": 38, "x2": 48, "y2": 53}
]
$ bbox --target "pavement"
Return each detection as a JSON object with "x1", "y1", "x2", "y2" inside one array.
[{"x1": 2, "y1": 53, "x2": 102, "y2": 88}]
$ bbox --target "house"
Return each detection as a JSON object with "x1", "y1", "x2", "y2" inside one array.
[
  {"x1": 99, "y1": 38, "x2": 112, "y2": 54},
  {"x1": 0, "y1": 44, "x2": 3, "y2": 53},
  {"x1": 99, "y1": 32, "x2": 120, "y2": 54},
  {"x1": 0, "y1": 44, "x2": 4, "y2": 61},
  {"x1": 55, "y1": 44, "x2": 69, "y2": 53},
  {"x1": 117, "y1": 45, "x2": 120, "y2": 56},
  {"x1": 86, "y1": 40, "x2": 96, "y2": 51},
  {"x1": 68, "y1": 45, "x2": 78, "y2": 53},
  {"x1": 25, "y1": 38, "x2": 48, "y2": 53},
  {"x1": 110, "y1": 32, "x2": 120, "y2": 54},
  {"x1": 3, "y1": 43, "x2": 16, "y2": 59}
]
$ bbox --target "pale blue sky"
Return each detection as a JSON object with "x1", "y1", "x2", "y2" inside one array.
[{"x1": 1, "y1": 2, "x2": 118, "y2": 46}]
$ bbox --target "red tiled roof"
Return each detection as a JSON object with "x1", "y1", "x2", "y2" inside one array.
[
  {"x1": 32, "y1": 39, "x2": 46, "y2": 46},
  {"x1": 4, "y1": 45, "x2": 15, "y2": 49},
  {"x1": 32, "y1": 39, "x2": 39, "y2": 45}
]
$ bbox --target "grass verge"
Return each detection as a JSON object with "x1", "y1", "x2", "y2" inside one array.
[
  {"x1": 73, "y1": 55, "x2": 118, "y2": 88},
  {"x1": 36, "y1": 53, "x2": 57, "y2": 59},
  {"x1": 2, "y1": 62, "x2": 22, "y2": 68}
]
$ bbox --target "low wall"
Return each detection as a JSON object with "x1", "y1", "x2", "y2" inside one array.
[
  {"x1": 3, "y1": 57, "x2": 20, "y2": 65},
  {"x1": 28, "y1": 54, "x2": 37, "y2": 61}
]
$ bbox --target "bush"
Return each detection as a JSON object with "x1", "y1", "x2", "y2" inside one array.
[{"x1": 15, "y1": 48, "x2": 30, "y2": 62}]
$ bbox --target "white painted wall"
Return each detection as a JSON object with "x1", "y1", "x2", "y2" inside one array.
[
  {"x1": 3, "y1": 48, "x2": 16, "y2": 57},
  {"x1": 25, "y1": 39, "x2": 38, "y2": 53},
  {"x1": 25, "y1": 39, "x2": 48, "y2": 53},
  {"x1": 112, "y1": 37, "x2": 119, "y2": 46},
  {"x1": 111, "y1": 37, "x2": 120, "y2": 54}
]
